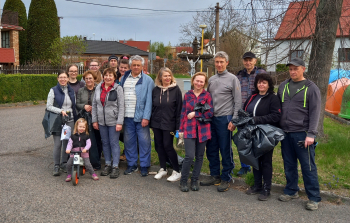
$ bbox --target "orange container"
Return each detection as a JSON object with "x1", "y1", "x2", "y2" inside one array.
[{"x1": 325, "y1": 78, "x2": 350, "y2": 115}]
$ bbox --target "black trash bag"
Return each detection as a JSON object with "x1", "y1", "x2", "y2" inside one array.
[
  {"x1": 231, "y1": 109, "x2": 254, "y2": 127},
  {"x1": 193, "y1": 102, "x2": 212, "y2": 123},
  {"x1": 166, "y1": 155, "x2": 185, "y2": 171},
  {"x1": 252, "y1": 124, "x2": 285, "y2": 158},
  {"x1": 233, "y1": 125, "x2": 259, "y2": 170}
]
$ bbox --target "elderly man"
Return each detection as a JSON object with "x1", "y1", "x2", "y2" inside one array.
[
  {"x1": 235, "y1": 52, "x2": 266, "y2": 176},
  {"x1": 120, "y1": 55, "x2": 154, "y2": 176},
  {"x1": 277, "y1": 58, "x2": 321, "y2": 211},
  {"x1": 200, "y1": 51, "x2": 242, "y2": 192}
]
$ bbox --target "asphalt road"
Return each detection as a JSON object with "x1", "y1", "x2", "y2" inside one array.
[{"x1": 0, "y1": 105, "x2": 349, "y2": 222}]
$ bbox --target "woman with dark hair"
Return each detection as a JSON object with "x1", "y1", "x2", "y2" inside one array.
[
  {"x1": 243, "y1": 72, "x2": 281, "y2": 201},
  {"x1": 46, "y1": 70, "x2": 77, "y2": 176},
  {"x1": 67, "y1": 64, "x2": 85, "y2": 96}
]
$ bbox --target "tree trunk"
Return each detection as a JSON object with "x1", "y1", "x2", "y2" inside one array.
[{"x1": 307, "y1": 0, "x2": 343, "y2": 137}]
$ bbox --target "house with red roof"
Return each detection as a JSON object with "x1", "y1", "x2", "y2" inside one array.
[
  {"x1": 0, "y1": 11, "x2": 24, "y2": 66},
  {"x1": 118, "y1": 40, "x2": 150, "y2": 52},
  {"x1": 261, "y1": 0, "x2": 350, "y2": 72}
]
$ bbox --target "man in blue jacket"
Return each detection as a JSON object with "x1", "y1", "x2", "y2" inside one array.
[
  {"x1": 120, "y1": 55, "x2": 155, "y2": 176},
  {"x1": 277, "y1": 58, "x2": 321, "y2": 211}
]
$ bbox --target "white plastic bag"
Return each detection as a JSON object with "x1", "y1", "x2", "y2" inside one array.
[{"x1": 60, "y1": 124, "x2": 71, "y2": 141}]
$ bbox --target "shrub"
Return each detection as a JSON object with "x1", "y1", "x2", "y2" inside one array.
[{"x1": 276, "y1": 64, "x2": 289, "y2": 72}]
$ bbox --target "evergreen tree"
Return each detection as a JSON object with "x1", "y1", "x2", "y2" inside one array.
[
  {"x1": 27, "y1": 0, "x2": 59, "y2": 63},
  {"x1": 3, "y1": 0, "x2": 28, "y2": 64}
]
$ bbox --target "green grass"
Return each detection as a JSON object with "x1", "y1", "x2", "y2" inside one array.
[{"x1": 148, "y1": 116, "x2": 350, "y2": 196}]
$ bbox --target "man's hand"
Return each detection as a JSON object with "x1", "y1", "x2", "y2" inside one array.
[
  {"x1": 187, "y1": 112, "x2": 195, "y2": 120},
  {"x1": 84, "y1": 105, "x2": 92, "y2": 112},
  {"x1": 141, "y1": 119, "x2": 149, "y2": 127},
  {"x1": 116, "y1": 124, "x2": 122, "y2": 132},
  {"x1": 93, "y1": 122, "x2": 99, "y2": 130},
  {"x1": 228, "y1": 122, "x2": 236, "y2": 131},
  {"x1": 304, "y1": 137, "x2": 315, "y2": 148}
]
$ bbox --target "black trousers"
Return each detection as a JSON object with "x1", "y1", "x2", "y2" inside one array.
[
  {"x1": 153, "y1": 128, "x2": 179, "y2": 172},
  {"x1": 253, "y1": 148, "x2": 274, "y2": 192}
]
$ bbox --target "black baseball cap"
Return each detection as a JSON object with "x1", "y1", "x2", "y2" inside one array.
[
  {"x1": 286, "y1": 58, "x2": 305, "y2": 67},
  {"x1": 108, "y1": 55, "x2": 118, "y2": 62},
  {"x1": 242, "y1": 52, "x2": 256, "y2": 59}
]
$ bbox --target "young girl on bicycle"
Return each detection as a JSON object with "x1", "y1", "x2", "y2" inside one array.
[{"x1": 65, "y1": 118, "x2": 99, "y2": 182}]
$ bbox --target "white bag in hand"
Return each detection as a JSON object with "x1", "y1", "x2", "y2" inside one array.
[
  {"x1": 177, "y1": 132, "x2": 184, "y2": 146},
  {"x1": 60, "y1": 124, "x2": 71, "y2": 140}
]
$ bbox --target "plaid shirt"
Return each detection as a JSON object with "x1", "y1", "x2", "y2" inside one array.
[
  {"x1": 100, "y1": 82, "x2": 114, "y2": 107},
  {"x1": 179, "y1": 89, "x2": 214, "y2": 143},
  {"x1": 236, "y1": 67, "x2": 265, "y2": 106}
]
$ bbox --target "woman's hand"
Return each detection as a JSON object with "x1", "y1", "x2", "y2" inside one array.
[
  {"x1": 116, "y1": 124, "x2": 122, "y2": 132},
  {"x1": 66, "y1": 150, "x2": 70, "y2": 154},
  {"x1": 61, "y1": 111, "x2": 68, "y2": 117},
  {"x1": 84, "y1": 105, "x2": 92, "y2": 112},
  {"x1": 93, "y1": 122, "x2": 99, "y2": 130},
  {"x1": 82, "y1": 149, "x2": 87, "y2": 153},
  {"x1": 187, "y1": 112, "x2": 195, "y2": 120}
]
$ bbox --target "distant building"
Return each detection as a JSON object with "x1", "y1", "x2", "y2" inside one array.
[{"x1": 118, "y1": 40, "x2": 150, "y2": 52}]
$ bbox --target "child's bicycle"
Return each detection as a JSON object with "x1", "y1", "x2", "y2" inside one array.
[{"x1": 70, "y1": 150, "x2": 86, "y2": 186}]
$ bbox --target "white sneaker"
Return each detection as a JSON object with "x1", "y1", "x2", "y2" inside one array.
[
  {"x1": 167, "y1": 170, "x2": 181, "y2": 182},
  {"x1": 154, "y1": 168, "x2": 167, "y2": 180}
]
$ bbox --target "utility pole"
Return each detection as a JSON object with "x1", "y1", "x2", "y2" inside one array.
[{"x1": 215, "y1": 2, "x2": 221, "y2": 54}]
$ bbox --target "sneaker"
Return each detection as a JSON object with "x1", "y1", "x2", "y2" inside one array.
[
  {"x1": 53, "y1": 165, "x2": 60, "y2": 176},
  {"x1": 191, "y1": 179, "x2": 199, "y2": 191},
  {"x1": 110, "y1": 167, "x2": 120, "y2": 179},
  {"x1": 246, "y1": 186, "x2": 262, "y2": 195},
  {"x1": 167, "y1": 170, "x2": 181, "y2": 182},
  {"x1": 154, "y1": 168, "x2": 167, "y2": 180},
  {"x1": 140, "y1": 167, "x2": 148, "y2": 177},
  {"x1": 120, "y1": 154, "x2": 127, "y2": 161},
  {"x1": 237, "y1": 167, "x2": 251, "y2": 176},
  {"x1": 124, "y1": 166, "x2": 138, "y2": 175},
  {"x1": 217, "y1": 180, "x2": 230, "y2": 192},
  {"x1": 305, "y1": 200, "x2": 319, "y2": 211},
  {"x1": 278, "y1": 192, "x2": 299, "y2": 202},
  {"x1": 101, "y1": 165, "x2": 112, "y2": 176},
  {"x1": 92, "y1": 173, "x2": 99, "y2": 180},
  {"x1": 258, "y1": 190, "x2": 270, "y2": 201},
  {"x1": 179, "y1": 180, "x2": 189, "y2": 192},
  {"x1": 65, "y1": 174, "x2": 72, "y2": 182},
  {"x1": 200, "y1": 175, "x2": 221, "y2": 186}
]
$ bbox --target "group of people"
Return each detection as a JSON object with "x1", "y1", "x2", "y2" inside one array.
[{"x1": 46, "y1": 50, "x2": 322, "y2": 211}]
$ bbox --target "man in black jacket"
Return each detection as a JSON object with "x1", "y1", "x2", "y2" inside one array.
[{"x1": 277, "y1": 58, "x2": 321, "y2": 211}]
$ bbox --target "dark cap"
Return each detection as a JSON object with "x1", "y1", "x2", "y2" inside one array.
[
  {"x1": 242, "y1": 52, "x2": 256, "y2": 59},
  {"x1": 286, "y1": 58, "x2": 305, "y2": 67},
  {"x1": 108, "y1": 55, "x2": 118, "y2": 62}
]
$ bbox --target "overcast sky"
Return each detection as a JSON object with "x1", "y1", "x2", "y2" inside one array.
[{"x1": 18, "y1": 0, "x2": 224, "y2": 45}]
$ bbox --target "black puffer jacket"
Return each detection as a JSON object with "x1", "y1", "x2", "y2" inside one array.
[
  {"x1": 243, "y1": 92, "x2": 281, "y2": 127},
  {"x1": 150, "y1": 83, "x2": 182, "y2": 131}
]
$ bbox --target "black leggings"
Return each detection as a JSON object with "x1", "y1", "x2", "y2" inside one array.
[
  {"x1": 153, "y1": 128, "x2": 179, "y2": 172},
  {"x1": 253, "y1": 148, "x2": 274, "y2": 191}
]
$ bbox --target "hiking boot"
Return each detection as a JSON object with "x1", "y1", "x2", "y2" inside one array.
[
  {"x1": 101, "y1": 165, "x2": 112, "y2": 176},
  {"x1": 120, "y1": 154, "x2": 127, "y2": 161},
  {"x1": 53, "y1": 165, "x2": 60, "y2": 176},
  {"x1": 124, "y1": 166, "x2": 138, "y2": 175},
  {"x1": 191, "y1": 179, "x2": 199, "y2": 191},
  {"x1": 278, "y1": 192, "x2": 299, "y2": 202},
  {"x1": 167, "y1": 170, "x2": 181, "y2": 182},
  {"x1": 110, "y1": 167, "x2": 120, "y2": 179},
  {"x1": 217, "y1": 180, "x2": 231, "y2": 192},
  {"x1": 258, "y1": 190, "x2": 271, "y2": 201},
  {"x1": 246, "y1": 186, "x2": 262, "y2": 195},
  {"x1": 200, "y1": 175, "x2": 221, "y2": 186},
  {"x1": 154, "y1": 168, "x2": 167, "y2": 180},
  {"x1": 180, "y1": 180, "x2": 189, "y2": 192},
  {"x1": 237, "y1": 167, "x2": 251, "y2": 176},
  {"x1": 92, "y1": 173, "x2": 99, "y2": 180},
  {"x1": 65, "y1": 174, "x2": 72, "y2": 182},
  {"x1": 305, "y1": 200, "x2": 319, "y2": 211},
  {"x1": 140, "y1": 167, "x2": 148, "y2": 177}
]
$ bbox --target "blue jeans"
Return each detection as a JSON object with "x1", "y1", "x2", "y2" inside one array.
[
  {"x1": 281, "y1": 132, "x2": 321, "y2": 202},
  {"x1": 206, "y1": 115, "x2": 235, "y2": 182},
  {"x1": 99, "y1": 125, "x2": 121, "y2": 168},
  {"x1": 124, "y1": 118, "x2": 151, "y2": 168}
]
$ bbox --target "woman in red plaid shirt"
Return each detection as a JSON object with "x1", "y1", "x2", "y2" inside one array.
[{"x1": 179, "y1": 72, "x2": 214, "y2": 192}]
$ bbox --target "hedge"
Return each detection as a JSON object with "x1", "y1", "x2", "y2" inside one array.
[{"x1": 0, "y1": 74, "x2": 82, "y2": 104}]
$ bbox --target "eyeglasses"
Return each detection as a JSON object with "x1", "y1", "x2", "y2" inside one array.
[{"x1": 69, "y1": 71, "x2": 78, "y2": 73}]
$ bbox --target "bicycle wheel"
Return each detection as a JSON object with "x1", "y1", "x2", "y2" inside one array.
[{"x1": 72, "y1": 170, "x2": 78, "y2": 186}]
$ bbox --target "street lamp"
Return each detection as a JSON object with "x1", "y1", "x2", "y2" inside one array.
[{"x1": 199, "y1": 24, "x2": 207, "y2": 72}]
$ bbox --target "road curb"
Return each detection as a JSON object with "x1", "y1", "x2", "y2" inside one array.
[{"x1": 0, "y1": 100, "x2": 46, "y2": 108}]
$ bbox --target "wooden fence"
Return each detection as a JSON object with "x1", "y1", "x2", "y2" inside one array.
[{"x1": 0, "y1": 65, "x2": 90, "y2": 75}]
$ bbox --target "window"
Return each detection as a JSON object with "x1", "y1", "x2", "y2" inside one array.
[
  {"x1": 290, "y1": 50, "x2": 304, "y2": 60},
  {"x1": 1, "y1": 31, "x2": 10, "y2": 48},
  {"x1": 338, "y1": 48, "x2": 350, "y2": 62}
]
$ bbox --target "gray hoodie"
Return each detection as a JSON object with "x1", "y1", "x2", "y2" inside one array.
[{"x1": 92, "y1": 83, "x2": 124, "y2": 126}]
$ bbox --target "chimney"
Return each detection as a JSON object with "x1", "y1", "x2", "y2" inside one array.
[{"x1": 83, "y1": 36, "x2": 87, "y2": 41}]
